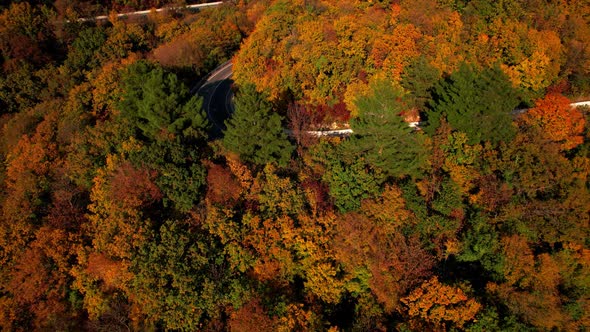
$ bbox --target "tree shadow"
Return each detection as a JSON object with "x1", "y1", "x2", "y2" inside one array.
[{"x1": 197, "y1": 77, "x2": 234, "y2": 139}]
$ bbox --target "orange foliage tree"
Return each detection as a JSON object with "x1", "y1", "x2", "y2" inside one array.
[
  {"x1": 401, "y1": 276, "x2": 481, "y2": 329},
  {"x1": 521, "y1": 93, "x2": 585, "y2": 151}
]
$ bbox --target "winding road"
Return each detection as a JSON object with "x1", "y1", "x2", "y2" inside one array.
[
  {"x1": 196, "y1": 62, "x2": 355, "y2": 138},
  {"x1": 78, "y1": 1, "x2": 590, "y2": 139},
  {"x1": 195, "y1": 61, "x2": 234, "y2": 137},
  {"x1": 78, "y1": 1, "x2": 223, "y2": 22}
]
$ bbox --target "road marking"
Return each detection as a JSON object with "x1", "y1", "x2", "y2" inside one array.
[
  {"x1": 78, "y1": 1, "x2": 224, "y2": 22},
  {"x1": 204, "y1": 64, "x2": 233, "y2": 131},
  {"x1": 207, "y1": 62, "x2": 233, "y2": 83},
  {"x1": 224, "y1": 78, "x2": 234, "y2": 117}
]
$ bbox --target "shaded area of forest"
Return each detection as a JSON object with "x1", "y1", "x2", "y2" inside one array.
[{"x1": 0, "y1": 0, "x2": 589, "y2": 331}]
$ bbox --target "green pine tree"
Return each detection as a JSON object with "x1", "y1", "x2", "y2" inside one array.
[
  {"x1": 223, "y1": 84, "x2": 294, "y2": 166},
  {"x1": 119, "y1": 61, "x2": 209, "y2": 142},
  {"x1": 342, "y1": 80, "x2": 427, "y2": 179},
  {"x1": 401, "y1": 55, "x2": 442, "y2": 110},
  {"x1": 425, "y1": 63, "x2": 519, "y2": 144}
]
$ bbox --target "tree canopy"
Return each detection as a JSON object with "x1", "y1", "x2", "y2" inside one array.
[
  {"x1": 0, "y1": 0, "x2": 589, "y2": 330},
  {"x1": 426, "y1": 63, "x2": 520, "y2": 144},
  {"x1": 342, "y1": 80, "x2": 427, "y2": 179},
  {"x1": 223, "y1": 84, "x2": 294, "y2": 166}
]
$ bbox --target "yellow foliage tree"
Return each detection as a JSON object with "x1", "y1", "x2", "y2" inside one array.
[{"x1": 402, "y1": 276, "x2": 481, "y2": 329}]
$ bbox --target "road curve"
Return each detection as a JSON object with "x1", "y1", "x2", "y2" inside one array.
[
  {"x1": 196, "y1": 61, "x2": 234, "y2": 137},
  {"x1": 196, "y1": 62, "x2": 590, "y2": 139},
  {"x1": 195, "y1": 61, "x2": 357, "y2": 139}
]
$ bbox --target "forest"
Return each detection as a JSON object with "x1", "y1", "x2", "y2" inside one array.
[{"x1": 0, "y1": 0, "x2": 589, "y2": 331}]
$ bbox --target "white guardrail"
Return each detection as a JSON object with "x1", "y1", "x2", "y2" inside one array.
[
  {"x1": 78, "y1": 1, "x2": 223, "y2": 22},
  {"x1": 313, "y1": 103, "x2": 588, "y2": 138}
]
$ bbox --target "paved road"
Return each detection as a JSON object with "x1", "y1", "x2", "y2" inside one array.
[
  {"x1": 78, "y1": 1, "x2": 223, "y2": 22},
  {"x1": 196, "y1": 61, "x2": 234, "y2": 137},
  {"x1": 196, "y1": 62, "x2": 590, "y2": 139},
  {"x1": 196, "y1": 61, "x2": 356, "y2": 138}
]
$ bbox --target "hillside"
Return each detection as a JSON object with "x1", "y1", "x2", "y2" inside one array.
[{"x1": 0, "y1": 0, "x2": 589, "y2": 331}]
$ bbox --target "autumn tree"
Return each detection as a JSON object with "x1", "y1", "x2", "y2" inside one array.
[
  {"x1": 0, "y1": 2, "x2": 55, "y2": 69},
  {"x1": 2, "y1": 227, "x2": 81, "y2": 330},
  {"x1": 228, "y1": 298, "x2": 278, "y2": 332},
  {"x1": 520, "y1": 93, "x2": 585, "y2": 151},
  {"x1": 152, "y1": 3, "x2": 253, "y2": 76},
  {"x1": 401, "y1": 276, "x2": 481, "y2": 329},
  {"x1": 99, "y1": 18, "x2": 150, "y2": 63},
  {"x1": 334, "y1": 211, "x2": 434, "y2": 314},
  {"x1": 204, "y1": 161, "x2": 242, "y2": 206},
  {"x1": 485, "y1": 237, "x2": 580, "y2": 330}
]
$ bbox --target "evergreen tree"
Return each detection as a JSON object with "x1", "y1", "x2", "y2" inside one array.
[
  {"x1": 342, "y1": 80, "x2": 427, "y2": 179},
  {"x1": 425, "y1": 63, "x2": 519, "y2": 144},
  {"x1": 223, "y1": 84, "x2": 294, "y2": 166},
  {"x1": 401, "y1": 55, "x2": 442, "y2": 110},
  {"x1": 119, "y1": 61, "x2": 209, "y2": 142}
]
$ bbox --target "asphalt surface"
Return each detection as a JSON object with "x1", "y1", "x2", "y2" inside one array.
[
  {"x1": 196, "y1": 61, "x2": 234, "y2": 138},
  {"x1": 78, "y1": 1, "x2": 224, "y2": 22},
  {"x1": 195, "y1": 63, "x2": 590, "y2": 140}
]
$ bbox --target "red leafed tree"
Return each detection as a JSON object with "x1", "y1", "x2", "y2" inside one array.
[
  {"x1": 521, "y1": 93, "x2": 585, "y2": 150},
  {"x1": 228, "y1": 298, "x2": 278, "y2": 332},
  {"x1": 287, "y1": 103, "x2": 320, "y2": 149},
  {"x1": 205, "y1": 161, "x2": 241, "y2": 205},
  {"x1": 109, "y1": 162, "x2": 162, "y2": 209}
]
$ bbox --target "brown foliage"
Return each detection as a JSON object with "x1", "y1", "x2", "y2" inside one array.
[
  {"x1": 501, "y1": 235, "x2": 535, "y2": 287},
  {"x1": 228, "y1": 298, "x2": 277, "y2": 332},
  {"x1": 205, "y1": 162, "x2": 241, "y2": 205},
  {"x1": 334, "y1": 212, "x2": 434, "y2": 312},
  {"x1": 46, "y1": 177, "x2": 87, "y2": 231},
  {"x1": 85, "y1": 253, "x2": 132, "y2": 290},
  {"x1": 470, "y1": 174, "x2": 512, "y2": 212},
  {"x1": 301, "y1": 178, "x2": 332, "y2": 216},
  {"x1": 109, "y1": 162, "x2": 162, "y2": 209},
  {"x1": 152, "y1": 32, "x2": 204, "y2": 69},
  {"x1": 287, "y1": 103, "x2": 320, "y2": 149}
]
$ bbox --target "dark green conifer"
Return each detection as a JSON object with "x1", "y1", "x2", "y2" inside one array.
[
  {"x1": 223, "y1": 84, "x2": 294, "y2": 166},
  {"x1": 426, "y1": 63, "x2": 519, "y2": 144},
  {"x1": 342, "y1": 80, "x2": 427, "y2": 179},
  {"x1": 119, "y1": 61, "x2": 209, "y2": 142}
]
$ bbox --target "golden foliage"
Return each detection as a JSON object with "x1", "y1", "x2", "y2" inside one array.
[{"x1": 402, "y1": 276, "x2": 481, "y2": 328}]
